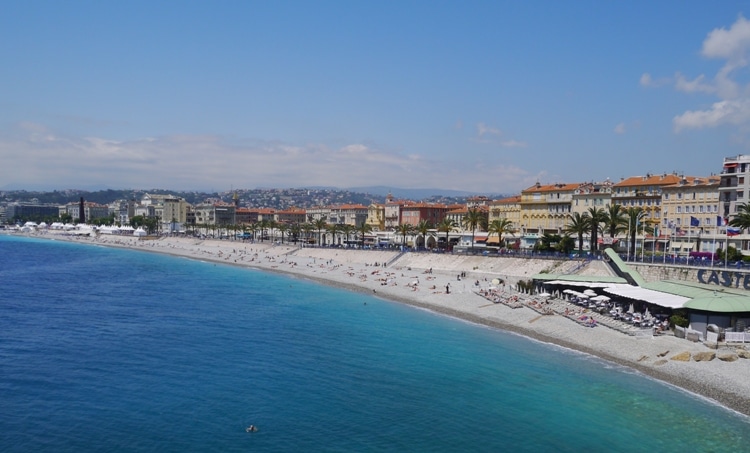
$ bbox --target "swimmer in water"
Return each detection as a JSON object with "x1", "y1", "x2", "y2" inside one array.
[{"x1": 246, "y1": 425, "x2": 258, "y2": 433}]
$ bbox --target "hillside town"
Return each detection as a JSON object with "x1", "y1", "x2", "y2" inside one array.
[{"x1": 2, "y1": 154, "x2": 748, "y2": 259}]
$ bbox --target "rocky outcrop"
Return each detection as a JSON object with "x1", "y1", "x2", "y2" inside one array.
[
  {"x1": 693, "y1": 351, "x2": 716, "y2": 362},
  {"x1": 670, "y1": 351, "x2": 691, "y2": 362},
  {"x1": 718, "y1": 353, "x2": 739, "y2": 362}
]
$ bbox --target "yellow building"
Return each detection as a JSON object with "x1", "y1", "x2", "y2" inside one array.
[
  {"x1": 520, "y1": 182, "x2": 581, "y2": 236},
  {"x1": 661, "y1": 175, "x2": 721, "y2": 255},
  {"x1": 489, "y1": 195, "x2": 521, "y2": 230},
  {"x1": 366, "y1": 203, "x2": 385, "y2": 231}
]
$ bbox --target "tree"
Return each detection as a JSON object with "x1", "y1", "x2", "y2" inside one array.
[
  {"x1": 357, "y1": 222, "x2": 373, "y2": 248},
  {"x1": 564, "y1": 212, "x2": 591, "y2": 255},
  {"x1": 487, "y1": 218, "x2": 514, "y2": 248},
  {"x1": 436, "y1": 217, "x2": 458, "y2": 251},
  {"x1": 327, "y1": 223, "x2": 341, "y2": 246},
  {"x1": 414, "y1": 219, "x2": 433, "y2": 250},
  {"x1": 729, "y1": 202, "x2": 750, "y2": 232},
  {"x1": 625, "y1": 207, "x2": 647, "y2": 257},
  {"x1": 586, "y1": 207, "x2": 607, "y2": 253},
  {"x1": 289, "y1": 223, "x2": 301, "y2": 244},
  {"x1": 462, "y1": 207, "x2": 487, "y2": 252},
  {"x1": 277, "y1": 223, "x2": 289, "y2": 244},
  {"x1": 603, "y1": 204, "x2": 627, "y2": 239},
  {"x1": 396, "y1": 224, "x2": 415, "y2": 249},
  {"x1": 301, "y1": 223, "x2": 314, "y2": 245},
  {"x1": 341, "y1": 224, "x2": 355, "y2": 247},
  {"x1": 313, "y1": 217, "x2": 328, "y2": 246}
]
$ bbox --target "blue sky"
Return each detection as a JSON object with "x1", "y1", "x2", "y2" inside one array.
[{"x1": 1, "y1": 1, "x2": 748, "y2": 194}]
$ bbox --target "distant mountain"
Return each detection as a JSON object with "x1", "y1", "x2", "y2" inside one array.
[{"x1": 346, "y1": 186, "x2": 480, "y2": 199}]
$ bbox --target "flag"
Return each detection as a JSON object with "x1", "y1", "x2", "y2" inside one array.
[
  {"x1": 717, "y1": 216, "x2": 724, "y2": 227},
  {"x1": 690, "y1": 216, "x2": 700, "y2": 227},
  {"x1": 676, "y1": 227, "x2": 686, "y2": 236},
  {"x1": 727, "y1": 227, "x2": 741, "y2": 236}
]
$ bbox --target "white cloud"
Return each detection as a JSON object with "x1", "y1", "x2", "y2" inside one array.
[
  {"x1": 673, "y1": 99, "x2": 750, "y2": 132},
  {"x1": 665, "y1": 16, "x2": 750, "y2": 132},
  {"x1": 500, "y1": 140, "x2": 527, "y2": 148},
  {"x1": 614, "y1": 123, "x2": 626, "y2": 134},
  {"x1": 477, "y1": 122, "x2": 502, "y2": 137},
  {"x1": 0, "y1": 125, "x2": 535, "y2": 193},
  {"x1": 674, "y1": 73, "x2": 716, "y2": 94}
]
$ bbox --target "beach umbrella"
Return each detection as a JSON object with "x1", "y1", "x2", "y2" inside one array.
[
  {"x1": 628, "y1": 304, "x2": 635, "y2": 314},
  {"x1": 592, "y1": 295, "x2": 610, "y2": 302},
  {"x1": 583, "y1": 289, "x2": 597, "y2": 296},
  {"x1": 539, "y1": 292, "x2": 551, "y2": 298},
  {"x1": 491, "y1": 278, "x2": 501, "y2": 285}
]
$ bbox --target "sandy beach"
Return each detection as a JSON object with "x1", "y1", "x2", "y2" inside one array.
[{"x1": 20, "y1": 231, "x2": 750, "y2": 417}]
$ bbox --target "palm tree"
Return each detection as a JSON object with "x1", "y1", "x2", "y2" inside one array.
[
  {"x1": 487, "y1": 218, "x2": 514, "y2": 248},
  {"x1": 603, "y1": 204, "x2": 627, "y2": 239},
  {"x1": 625, "y1": 207, "x2": 647, "y2": 257},
  {"x1": 729, "y1": 202, "x2": 750, "y2": 232},
  {"x1": 436, "y1": 217, "x2": 458, "y2": 251},
  {"x1": 289, "y1": 223, "x2": 301, "y2": 244},
  {"x1": 343, "y1": 224, "x2": 356, "y2": 247},
  {"x1": 277, "y1": 223, "x2": 289, "y2": 244},
  {"x1": 396, "y1": 223, "x2": 415, "y2": 249},
  {"x1": 357, "y1": 222, "x2": 373, "y2": 248},
  {"x1": 312, "y1": 217, "x2": 328, "y2": 246},
  {"x1": 301, "y1": 223, "x2": 314, "y2": 246},
  {"x1": 462, "y1": 207, "x2": 487, "y2": 252},
  {"x1": 327, "y1": 223, "x2": 341, "y2": 246},
  {"x1": 564, "y1": 212, "x2": 591, "y2": 255},
  {"x1": 586, "y1": 207, "x2": 607, "y2": 253},
  {"x1": 414, "y1": 219, "x2": 433, "y2": 250}
]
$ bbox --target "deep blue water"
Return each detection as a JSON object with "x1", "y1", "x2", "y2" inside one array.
[{"x1": 1, "y1": 235, "x2": 749, "y2": 452}]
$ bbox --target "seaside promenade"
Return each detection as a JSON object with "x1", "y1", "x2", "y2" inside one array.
[{"x1": 17, "y1": 230, "x2": 750, "y2": 417}]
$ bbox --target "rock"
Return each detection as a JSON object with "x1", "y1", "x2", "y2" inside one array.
[
  {"x1": 657, "y1": 350, "x2": 669, "y2": 357},
  {"x1": 670, "y1": 351, "x2": 691, "y2": 362},
  {"x1": 718, "y1": 353, "x2": 739, "y2": 362},
  {"x1": 737, "y1": 349, "x2": 750, "y2": 359},
  {"x1": 692, "y1": 351, "x2": 716, "y2": 362},
  {"x1": 653, "y1": 359, "x2": 668, "y2": 366}
]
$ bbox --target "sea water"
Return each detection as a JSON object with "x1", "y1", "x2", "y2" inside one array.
[{"x1": 1, "y1": 235, "x2": 748, "y2": 452}]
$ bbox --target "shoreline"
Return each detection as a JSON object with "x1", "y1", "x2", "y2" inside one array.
[{"x1": 11, "y1": 231, "x2": 750, "y2": 417}]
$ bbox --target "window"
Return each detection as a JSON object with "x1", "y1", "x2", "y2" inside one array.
[{"x1": 677, "y1": 206, "x2": 682, "y2": 213}]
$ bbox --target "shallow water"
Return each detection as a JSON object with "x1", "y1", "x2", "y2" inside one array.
[{"x1": 1, "y1": 235, "x2": 748, "y2": 452}]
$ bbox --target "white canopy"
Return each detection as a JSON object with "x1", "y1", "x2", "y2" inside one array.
[{"x1": 603, "y1": 286, "x2": 689, "y2": 309}]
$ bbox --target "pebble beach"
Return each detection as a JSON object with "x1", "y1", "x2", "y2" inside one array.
[{"x1": 25, "y1": 231, "x2": 750, "y2": 417}]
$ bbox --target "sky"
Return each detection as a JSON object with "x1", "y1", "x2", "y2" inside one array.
[{"x1": 2, "y1": 1, "x2": 750, "y2": 194}]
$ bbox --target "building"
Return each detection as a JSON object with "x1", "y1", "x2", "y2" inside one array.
[
  {"x1": 275, "y1": 207, "x2": 306, "y2": 224},
  {"x1": 719, "y1": 154, "x2": 750, "y2": 223},
  {"x1": 4, "y1": 202, "x2": 60, "y2": 222},
  {"x1": 162, "y1": 197, "x2": 189, "y2": 233},
  {"x1": 365, "y1": 203, "x2": 385, "y2": 231},
  {"x1": 384, "y1": 194, "x2": 406, "y2": 230},
  {"x1": 611, "y1": 173, "x2": 682, "y2": 227},
  {"x1": 520, "y1": 182, "x2": 580, "y2": 236},
  {"x1": 65, "y1": 201, "x2": 110, "y2": 223},
  {"x1": 400, "y1": 202, "x2": 448, "y2": 227}
]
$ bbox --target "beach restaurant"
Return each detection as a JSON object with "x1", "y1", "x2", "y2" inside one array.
[{"x1": 532, "y1": 249, "x2": 750, "y2": 339}]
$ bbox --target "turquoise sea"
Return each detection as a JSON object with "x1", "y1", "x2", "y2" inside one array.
[{"x1": 1, "y1": 235, "x2": 749, "y2": 452}]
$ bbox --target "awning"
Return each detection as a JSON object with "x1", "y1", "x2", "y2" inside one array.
[
  {"x1": 671, "y1": 242, "x2": 695, "y2": 250},
  {"x1": 544, "y1": 280, "x2": 619, "y2": 288},
  {"x1": 603, "y1": 286, "x2": 689, "y2": 309},
  {"x1": 724, "y1": 163, "x2": 738, "y2": 168}
]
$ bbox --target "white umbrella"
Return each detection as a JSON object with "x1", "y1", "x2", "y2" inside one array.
[
  {"x1": 491, "y1": 278, "x2": 501, "y2": 285},
  {"x1": 583, "y1": 289, "x2": 597, "y2": 296},
  {"x1": 539, "y1": 292, "x2": 551, "y2": 298},
  {"x1": 591, "y1": 295, "x2": 610, "y2": 302},
  {"x1": 628, "y1": 304, "x2": 635, "y2": 314}
]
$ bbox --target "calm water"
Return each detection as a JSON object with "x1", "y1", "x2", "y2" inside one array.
[{"x1": 1, "y1": 235, "x2": 748, "y2": 452}]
